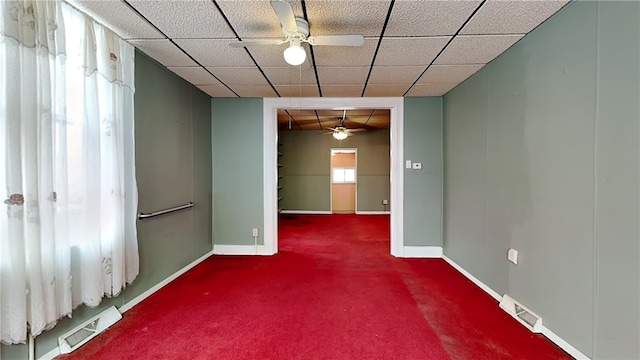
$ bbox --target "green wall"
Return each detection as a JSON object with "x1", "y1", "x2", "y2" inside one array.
[
  {"x1": 278, "y1": 129, "x2": 390, "y2": 212},
  {"x1": 403, "y1": 98, "x2": 443, "y2": 247},
  {"x1": 1, "y1": 51, "x2": 213, "y2": 360},
  {"x1": 443, "y1": 1, "x2": 639, "y2": 358},
  {"x1": 211, "y1": 98, "x2": 264, "y2": 245}
]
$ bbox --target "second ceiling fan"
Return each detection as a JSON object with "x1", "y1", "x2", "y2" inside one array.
[{"x1": 229, "y1": 0, "x2": 365, "y2": 65}]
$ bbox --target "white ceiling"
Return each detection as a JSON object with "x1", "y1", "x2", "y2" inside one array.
[{"x1": 66, "y1": 0, "x2": 570, "y2": 99}]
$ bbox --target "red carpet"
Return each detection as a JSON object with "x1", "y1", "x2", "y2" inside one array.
[{"x1": 57, "y1": 214, "x2": 570, "y2": 360}]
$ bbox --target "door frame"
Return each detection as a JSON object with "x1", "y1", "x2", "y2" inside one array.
[
  {"x1": 330, "y1": 148, "x2": 357, "y2": 213},
  {"x1": 263, "y1": 97, "x2": 404, "y2": 257}
]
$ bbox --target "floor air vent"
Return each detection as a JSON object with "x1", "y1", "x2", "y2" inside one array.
[
  {"x1": 58, "y1": 306, "x2": 122, "y2": 354},
  {"x1": 499, "y1": 295, "x2": 542, "y2": 333}
]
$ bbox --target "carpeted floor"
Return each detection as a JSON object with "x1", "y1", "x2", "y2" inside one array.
[{"x1": 57, "y1": 214, "x2": 570, "y2": 359}]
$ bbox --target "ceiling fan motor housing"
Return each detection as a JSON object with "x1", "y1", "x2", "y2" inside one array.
[{"x1": 283, "y1": 18, "x2": 310, "y2": 38}]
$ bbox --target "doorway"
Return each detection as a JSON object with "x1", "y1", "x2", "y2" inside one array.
[
  {"x1": 263, "y1": 97, "x2": 404, "y2": 257},
  {"x1": 331, "y1": 149, "x2": 357, "y2": 213}
]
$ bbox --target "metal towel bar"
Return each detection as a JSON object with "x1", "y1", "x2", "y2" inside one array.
[{"x1": 137, "y1": 202, "x2": 194, "y2": 220}]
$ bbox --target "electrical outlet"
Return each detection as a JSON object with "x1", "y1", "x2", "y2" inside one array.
[
  {"x1": 508, "y1": 248, "x2": 518, "y2": 265},
  {"x1": 382, "y1": 199, "x2": 388, "y2": 205},
  {"x1": 252, "y1": 228, "x2": 259, "y2": 237}
]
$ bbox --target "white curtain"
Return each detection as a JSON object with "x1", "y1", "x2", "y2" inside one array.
[{"x1": 0, "y1": 0, "x2": 138, "y2": 344}]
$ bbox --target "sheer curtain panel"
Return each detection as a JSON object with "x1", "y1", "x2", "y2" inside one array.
[{"x1": 0, "y1": 0, "x2": 138, "y2": 344}]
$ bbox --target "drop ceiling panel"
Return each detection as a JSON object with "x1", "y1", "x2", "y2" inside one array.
[
  {"x1": 197, "y1": 84, "x2": 237, "y2": 98},
  {"x1": 230, "y1": 84, "x2": 278, "y2": 98},
  {"x1": 406, "y1": 83, "x2": 459, "y2": 97},
  {"x1": 385, "y1": 0, "x2": 483, "y2": 36},
  {"x1": 263, "y1": 66, "x2": 317, "y2": 86},
  {"x1": 306, "y1": 1, "x2": 390, "y2": 37},
  {"x1": 317, "y1": 67, "x2": 370, "y2": 86},
  {"x1": 127, "y1": 0, "x2": 235, "y2": 39},
  {"x1": 461, "y1": 0, "x2": 570, "y2": 35},
  {"x1": 363, "y1": 84, "x2": 411, "y2": 97},
  {"x1": 375, "y1": 37, "x2": 450, "y2": 66},
  {"x1": 129, "y1": 40, "x2": 197, "y2": 67},
  {"x1": 416, "y1": 64, "x2": 484, "y2": 84},
  {"x1": 216, "y1": 0, "x2": 304, "y2": 39},
  {"x1": 434, "y1": 34, "x2": 524, "y2": 65},
  {"x1": 275, "y1": 86, "x2": 320, "y2": 97},
  {"x1": 367, "y1": 66, "x2": 426, "y2": 85},
  {"x1": 175, "y1": 39, "x2": 255, "y2": 67},
  {"x1": 168, "y1": 67, "x2": 223, "y2": 85},
  {"x1": 208, "y1": 67, "x2": 271, "y2": 86},
  {"x1": 65, "y1": 0, "x2": 163, "y2": 39},
  {"x1": 312, "y1": 39, "x2": 378, "y2": 67}
]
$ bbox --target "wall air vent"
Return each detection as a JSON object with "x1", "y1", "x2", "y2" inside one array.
[
  {"x1": 58, "y1": 306, "x2": 122, "y2": 354},
  {"x1": 499, "y1": 295, "x2": 542, "y2": 333}
]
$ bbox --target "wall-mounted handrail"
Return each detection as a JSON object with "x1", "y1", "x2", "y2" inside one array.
[{"x1": 137, "y1": 202, "x2": 194, "y2": 220}]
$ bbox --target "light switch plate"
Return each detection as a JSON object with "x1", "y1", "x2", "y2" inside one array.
[
  {"x1": 412, "y1": 162, "x2": 422, "y2": 169},
  {"x1": 508, "y1": 248, "x2": 518, "y2": 264},
  {"x1": 406, "y1": 160, "x2": 412, "y2": 169}
]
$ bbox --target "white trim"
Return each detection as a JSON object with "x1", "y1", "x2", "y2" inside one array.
[
  {"x1": 263, "y1": 97, "x2": 404, "y2": 258},
  {"x1": 442, "y1": 255, "x2": 502, "y2": 302},
  {"x1": 402, "y1": 246, "x2": 443, "y2": 258},
  {"x1": 541, "y1": 326, "x2": 591, "y2": 360},
  {"x1": 37, "y1": 250, "x2": 216, "y2": 360},
  {"x1": 119, "y1": 250, "x2": 215, "y2": 313},
  {"x1": 213, "y1": 244, "x2": 275, "y2": 256},
  {"x1": 279, "y1": 210, "x2": 332, "y2": 215},
  {"x1": 355, "y1": 211, "x2": 391, "y2": 215},
  {"x1": 442, "y1": 255, "x2": 590, "y2": 359}
]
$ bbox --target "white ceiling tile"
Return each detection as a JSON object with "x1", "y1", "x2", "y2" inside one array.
[
  {"x1": 405, "y1": 83, "x2": 459, "y2": 97},
  {"x1": 312, "y1": 38, "x2": 378, "y2": 67},
  {"x1": 317, "y1": 67, "x2": 370, "y2": 86},
  {"x1": 461, "y1": 0, "x2": 570, "y2": 35},
  {"x1": 229, "y1": 85, "x2": 279, "y2": 98},
  {"x1": 207, "y1": 68, "x2": 270, "y2": 86},
  {"x1": 434, "y1": 34, "x2": 523, "y2": 65},
  {"x1": 306, "y1": 1, "x2": 389, "y2": 37},
  {"x1": 375, "y1": 37, "x2": 450, "y2": 66},
  {"x1": 174, "y1": 39, "x2": 255, "y2": 67},
  {"x1": 320, "y1": 86, "x2": 364, "y2": 97},
  {"x1": 274, "y1": 85, "x2": 321, "y2": 97},
  {"x1": 367, "y1": 66, "x2": 425, "y2": 85},
  {"x1": 216, "y1": 0, "x2": 304, "y2": 39},
  {"x1": 168, "y1": 67, "x2": 222, "y2": 85},
  {"x1": 129, "y1": 40, "x2": 197, "y2": 67},
  {"x1": 386, "y1": 0, "x2": 483, "y2": 36},
  {"x1": 127, "y1": 0, "x2": 235, "y2": 39},
  {"x1": 262, "y1": 66, "x2": 317, "y2": 86},
  {"x1": 65, "y1": 0, "x2": 163, "y2": 39},
  {"x1": 197, "y1": 84, "x2": 237, "y2": 98},
  {"x1": 416, "y1": 64, "x2": 484, "y2": 84},
  {"x1": 363, "y1": 84, "x2": 410, "y2": 97}
]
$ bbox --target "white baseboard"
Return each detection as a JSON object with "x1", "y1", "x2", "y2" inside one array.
[
  {"x1": 442, "y1": 255, "x2": 590, "y2": 359},
  {"x1": 355, "y1": 211, "x2": 391, "y2": 215},
  {"x1": 38, "y1": 249, "x2": 216, "y2": 360},
  {"x1": 279, "y1": 210, "x2": 332, "y2": 214},
  {"x1": 402, "y1": 246, "x2": 442, "y2": 258},
  {"x1": 442, "y1": 255, "x2": 502, "y2": 302},
  {"x1": 541, "y1": 326, "x2": 590, "y2": 359},
  {"x1": 213, "y1": 244, "x2": 275, "y2": 256}
]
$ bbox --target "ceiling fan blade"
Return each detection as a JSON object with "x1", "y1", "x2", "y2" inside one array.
[
  {"x1": 307, "y1": 35, "x2": 364, "y2": 47},
  {"x1": 347, "y1": 128, "x2": 367, "y2": 132},
  {"x1": 271, "y1": 0, "x2": 298, "y2": 33},
  {"x1": 229, "y1": 39, "x2": 287, "y2": 47}
]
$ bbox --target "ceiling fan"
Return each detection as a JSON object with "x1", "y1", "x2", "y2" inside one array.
[
  {"x1": 229, "y1": 0, "x2": 364, "y2": 66},
  {"x1": 323, "y1": 110, "x2": 366, "y2": 140}
]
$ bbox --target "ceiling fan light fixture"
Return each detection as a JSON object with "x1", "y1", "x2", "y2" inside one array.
[
  {"x1": 332, "y1": 130, "x2": 348, "y2": 140},
  {"x1": 283, "y1": 39, "x2": 306, "y2": 66}
]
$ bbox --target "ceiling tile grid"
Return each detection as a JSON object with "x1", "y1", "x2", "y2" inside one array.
[{"x1": 66, "y1": 0, "x2": 570, "y2": 98}]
